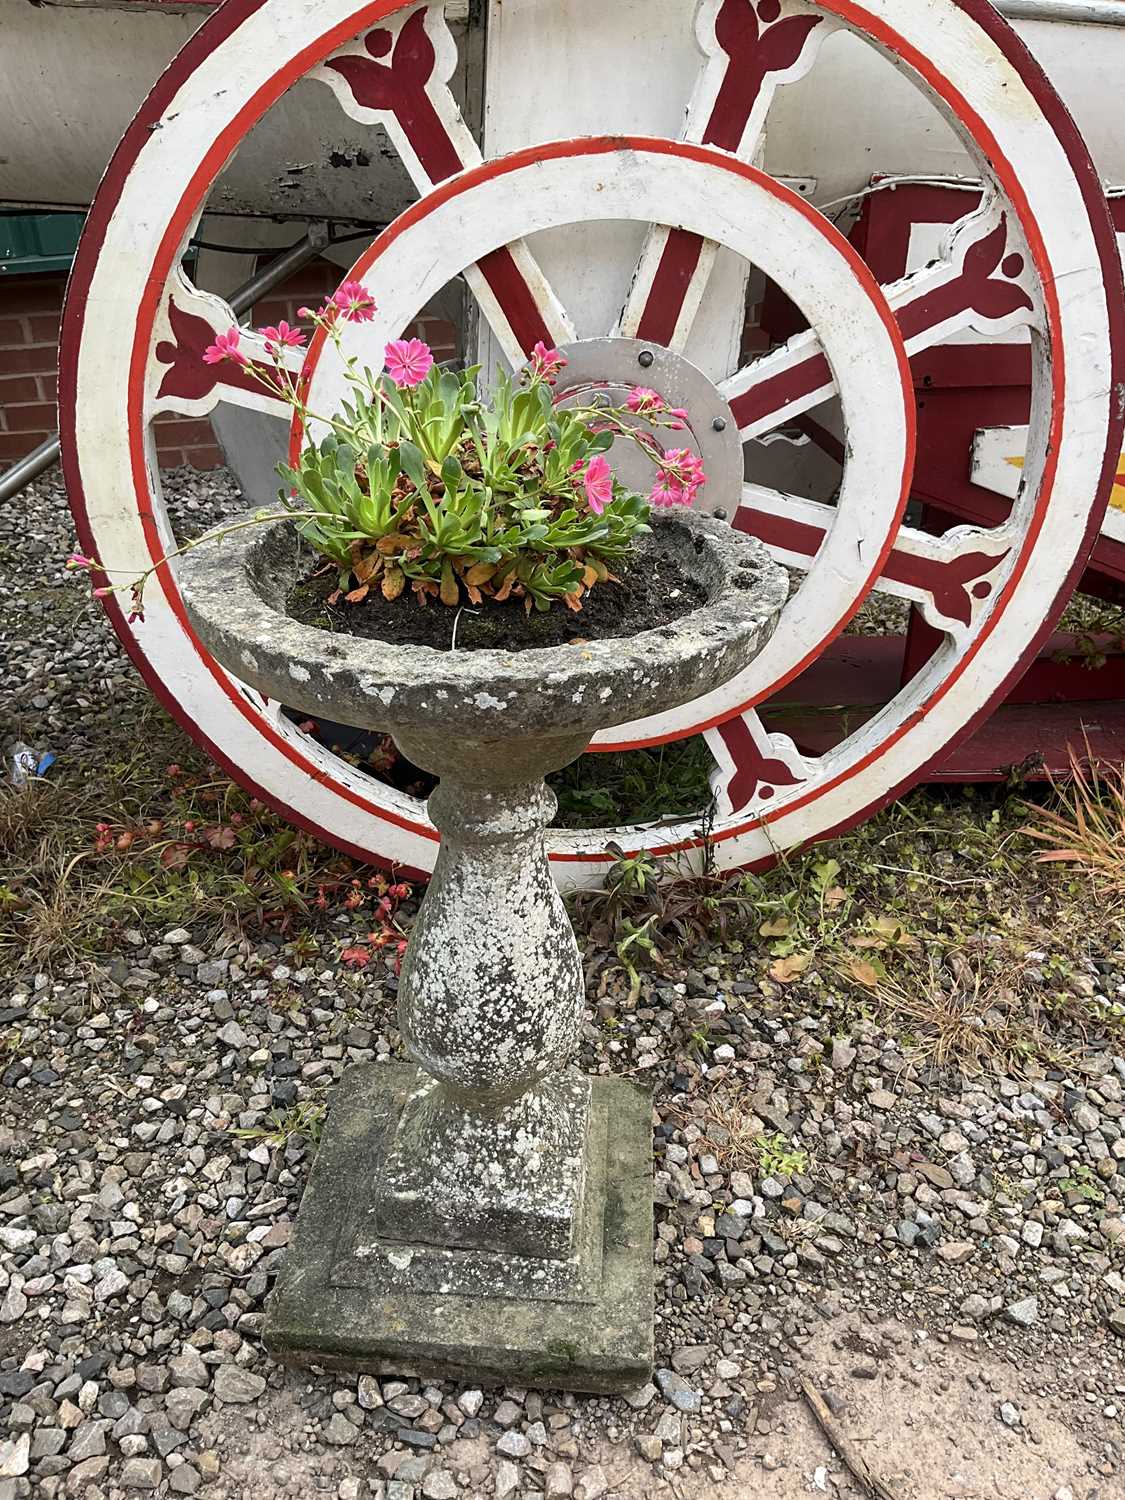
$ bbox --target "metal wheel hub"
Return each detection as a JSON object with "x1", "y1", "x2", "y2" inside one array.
[{"x1": 548, "y1": 337, "x2": 744, "y2": 507}]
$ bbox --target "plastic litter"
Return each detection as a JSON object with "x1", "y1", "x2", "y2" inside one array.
[{"x1": 9, "y1": 743, "x2": 56, "y2": 786}]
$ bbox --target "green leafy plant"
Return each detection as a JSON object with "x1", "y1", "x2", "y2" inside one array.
[
  {"x1": 233, "y1": 1099, "x2": 326, "y2": 1148},
  {"x1": 76, "y1": 284, "x2": 706, "y2": 620},
  {"x1": 755, "y1": 1131, "x2": 809, "y2": 1178},
  {"x1": 1058, "y1": 1164, "x2": 1105, "y2": 1204},
  {"x1": 573, "y1": 835, "x2": 757, "y2": 1000}
]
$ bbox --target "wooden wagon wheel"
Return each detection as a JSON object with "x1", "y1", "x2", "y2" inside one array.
[{"x1": 60, "y1": 0, "x2": 1123, "y2": 885}]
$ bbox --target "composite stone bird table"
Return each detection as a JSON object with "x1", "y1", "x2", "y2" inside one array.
[{"x1": 178, "y1": 507, "x2": 786, "y2": 1391}]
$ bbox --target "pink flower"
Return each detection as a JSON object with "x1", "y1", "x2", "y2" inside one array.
[
  {"x1": 384, "y1": 338, "x2": 434, "y2": 388},
  {"x1": 582, "y1": 454, "x2": 614, "y2": 515},
  {"x1": 667, "y1": 407, "x2": 690, "y2": 431},
  {"x1": 260, "y1": 320, "x2": 306, "y2": 353},
  {"x1": 202, "y1": 328, "x2": 244, "y2": 366},
  {"x1": 530, "y1": 341, "x2": 568, "y2": 384},
  {"x1": 66, "y1": 552, "x2": 95, "y2": 571},
  {"x1": 649, "y1": 472, "x2": 684, "y2": 508},
  {"x1": 92, "y1": 586, "x2": 112, "y2": 598},
  {"x1": 332, "y1": 279, "x2": 377, "y2": 324},
  {"x1": 627, "y1": 386, "x2": 664, "y2": 415},
  {"x1": 654, "y1": 447, "x2": 706, "y2": 507}
]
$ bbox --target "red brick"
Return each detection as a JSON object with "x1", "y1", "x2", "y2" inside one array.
[
  {"x1": 0, "y1": 275, "x2": 67, "y2": 315},
  {"x1": 267, "y1": 260, "x2": 337, "y2": 291},
  {"x1": 4, "y1": 401, "x2": 57, "y2": 432},
  {"x1": 28, "y1": 314, "x2": 62, "y2": 343},
  {"x1": 0, "y1": 344, "x2": 60, "y2": 376},
  {"x1": 252, "y1": 299, "x2": 305, "y2": 327},
  {"x1": 180, "y1": 445, "x2": 224, "y2": 470},
  {"x1": 0, "y1": 375, "x2": 39, "y2": 404},
  {"x1": 0, "y1": 432, "x2": 49, "y2": 463},
  {"x1": 0, "y1": 318, "x2": 28, "y2": 345},
  {"x1": 152, "y1": 416, "x2": 215, "y2": 445}
]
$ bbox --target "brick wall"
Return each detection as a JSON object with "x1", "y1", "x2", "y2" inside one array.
[
  {"x1": 0, "y1": 258, "x2": 457, "y2": 474},
  {"x1": 0, "y1": 273, "x2": 66, "y2": 469}
]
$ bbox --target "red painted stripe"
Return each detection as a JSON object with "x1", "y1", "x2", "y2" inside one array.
[
  {"x1": 635, "y1": 229, "x2": 706, "y2": 345},
  {"x1": 734, "y1": 506, "x2": 824, "y2": 559},
  {"x1": 476, "y1": 247, "x2": 552, "y2": 355},
  {"x1": 730, "y1": 347, "x2": 832, "y2": 432}
]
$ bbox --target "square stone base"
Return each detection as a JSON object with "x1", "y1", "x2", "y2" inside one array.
[{"x1": 264, "y1": 1063, "x2": 654, "y2": 1394}]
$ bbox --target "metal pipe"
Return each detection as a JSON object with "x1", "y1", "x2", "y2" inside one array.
[
  {"x1": 0, "y1": 226, "x2": 329, "y2": 502},
  {"x1": 0, "y1": 434, "x2": 61, "y2": 504},
  {"x1": 228, "y1": 224, "x2": 327, "y2": 316},
  {"x1": 997, "y1": 1, "x2": 1125, "y2": 23}
]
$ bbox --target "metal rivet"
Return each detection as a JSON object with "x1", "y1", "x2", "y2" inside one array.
[
  {"x1": 638, "y1": 350, "x2": 654, "y2": 368},
  {"x1": 712, "y1": 417, "x2": 727, "y2": 432}
]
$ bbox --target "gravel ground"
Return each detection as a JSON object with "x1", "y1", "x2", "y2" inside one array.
[{"x1": 1, "y1": 468, "x2": 1124, "y2": 1500}]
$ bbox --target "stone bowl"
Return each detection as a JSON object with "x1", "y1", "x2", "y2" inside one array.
[{"x1": 176, "y1": 508, "x2": 787, "y2": 745}]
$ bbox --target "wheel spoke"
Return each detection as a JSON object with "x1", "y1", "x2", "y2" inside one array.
[
  {"x1": 149, "y1": 273, "x2": 297, "y2": 419},
  {"x1": 706, "y1": 708, "x2": 814, "y2": 817},
  {"x1": 616, "y1": 0, "x2": 833, "y2": 348},
  {"x1": 723, "y1": 202, "x2": 1039, "y2": 438},
  {"x1": 736, "y1": 483, "x2": 1015, "y2": 635},
  {"x1": 315, "y1": 6, "x2": 574, "y2": 359}
]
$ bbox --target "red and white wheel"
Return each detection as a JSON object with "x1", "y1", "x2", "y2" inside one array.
[{"x1": 61, "y1": 0, "x2": 1123, "y2": 885}]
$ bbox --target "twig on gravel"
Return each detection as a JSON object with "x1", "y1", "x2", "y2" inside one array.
[{"x1": 800, "y1": 1376, "x2": 900, "y2": 1500}]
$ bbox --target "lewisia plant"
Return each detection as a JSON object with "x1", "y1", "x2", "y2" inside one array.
[{"x1": 72, "y1": 280, "x2": 708, "y2": 618}]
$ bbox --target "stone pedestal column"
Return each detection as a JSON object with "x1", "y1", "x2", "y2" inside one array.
[{"x1": 373, "y1": 731, "x2": 592, "y2": 1260}]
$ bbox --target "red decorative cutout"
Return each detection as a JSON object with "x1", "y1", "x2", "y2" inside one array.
[
  {"x1": 896, "y1": 214, "x2": 1033, "y2": 342},
  {"x1": 635, "y1": 0, "x2": 823, "y2": 345},
  {"x1": 154, "y1": 300, "x2": 266, "y2": 404},
  {"x1": 735, "y1": 504, "x2": 1010, "y2": 627},
  {"x1": 704, "y1": 0, "x2": 823, "y2": 152},
  {"x1": 883, "y1": 546, "x2": 1010, "y2": 626},
  {"x1": 715, "y1": 714, "x2": 805, "y2": 813},
  {"x1": 326, "y1": 13, "x2": 550, "y2": 353},
  {"x1": 326, "y1": 13, "x2": 462, "y2": 183}
]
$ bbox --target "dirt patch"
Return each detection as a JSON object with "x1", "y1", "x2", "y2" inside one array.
[
  {"x1": 694, "y1": 1308, "x2": 1100, "y2": 1500},
  {"x1": 286, "y1": 550, "x2": 706, "y2": 652}
]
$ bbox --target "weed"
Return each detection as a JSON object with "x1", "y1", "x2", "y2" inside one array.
[
  {"x1": 573, "y1": 834, "x2": 757, "y2": 999},
  {"x1": 755, "y1": 1130, "x2": 809, "y2": 1179},
  {"x1": 233, "y1": 1099, "x2": 326, "y2": 1148},
  {"x1": 0, "y1": 696, "x2": 399, "y2": 970},
  {"x1": 859, "y1": 948, "x2": 1069, "y2": 1078},
  {"x1": 1021, "y1": 747, "x2": 1125, "y2": 901},
  {"x1": 675, "y1": 1085, "x2": 811, "y2": 1178},
  {"x1": 549, "y1": 738, "x2": 715, "y2": 830},
  {"x1": 1058, "y1": 1165, "x2": 1105, "y2": 1205}
]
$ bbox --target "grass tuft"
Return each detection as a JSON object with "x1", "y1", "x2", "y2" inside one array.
[
  {"x1": 1021, "y1": 746, "x2": 1125, "y2": 899},
  {"x1": 861, "y1": 947, "x2": 1068, "y2": 1079}
]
